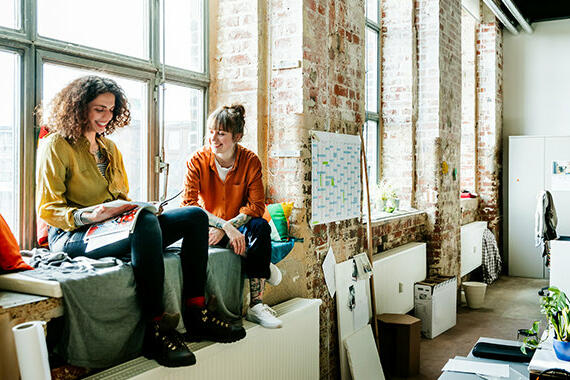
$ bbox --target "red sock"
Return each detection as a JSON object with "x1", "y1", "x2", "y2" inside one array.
[{"x1": 186, "y1": 296, "x2": 205, "y2": 309}]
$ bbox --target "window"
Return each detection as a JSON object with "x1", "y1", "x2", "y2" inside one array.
[
  {"x1": 1, "y1": 1, "x2": 208, "y2": 247},
  {"x1": 365, "y1": 0, "x2": 380, "y2": 185},
  {"x1": 0, "y1": 0, "x2": 20, "y2": 29},
  {"x1": 0, "y1": 50, "x2": 20, "y2": 237},
  {"x1": 37, "y1": 0, "x2": 149, "y2": 59},
  {"x1": 42, "y1": 64, "x2": 149, "y2": 201},
  {"x1": 161, "y1": 83, "x2": 204, "y2": 209}
]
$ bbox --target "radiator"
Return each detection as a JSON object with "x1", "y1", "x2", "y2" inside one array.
[
  {"x1": 460, "y1": 221, "x2": 487, "y2": 277},
  {"x1": 372, "y1": 242, "x2": 427, "y2": 314},
  {"x1": 85, "y1": 298, "x2": 322, "y2": 380}
]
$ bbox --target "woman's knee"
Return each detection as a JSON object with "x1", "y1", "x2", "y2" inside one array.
[
  {"x1": 179, "y1": 206, "x2": 208, "y2": 228},
  {"x1": 248, "y1": 217, "x2": 271, "y2": 237},
  {"x1": 133, "y1": 209, "x2": 161, "y2": 236}
]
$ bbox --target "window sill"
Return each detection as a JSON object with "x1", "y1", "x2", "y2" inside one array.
[{"x1": 363, "y1": 208, "x2": 424, "y2": 225}]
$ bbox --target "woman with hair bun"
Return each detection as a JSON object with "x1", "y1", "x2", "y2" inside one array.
[
  {"x1": 36, "y1": 76, "x2": 245, "y2": 369},
  {"x1": 183, "y1": 104, "x2": 283, "y2": 329}
]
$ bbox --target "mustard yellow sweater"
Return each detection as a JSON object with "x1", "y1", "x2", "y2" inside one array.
[{"x1": 36, "y1": 133, "x2": 129, "y2": 231}]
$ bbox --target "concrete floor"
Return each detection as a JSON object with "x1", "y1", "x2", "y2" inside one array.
[{"x1": 392, "y1": 276, "x2": 549, "y2": 380}]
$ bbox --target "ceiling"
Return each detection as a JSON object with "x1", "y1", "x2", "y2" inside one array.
[{"x1": 505, "y1": 0, "x2": 570, "y2": 24}]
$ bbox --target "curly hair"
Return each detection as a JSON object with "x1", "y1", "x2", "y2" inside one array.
[
  {"x1": 207, "y1": 104, "x2": 246, "y2": 141},
  {"x1": 44, "y1": 76, "x2": 131, "y2": 142}
]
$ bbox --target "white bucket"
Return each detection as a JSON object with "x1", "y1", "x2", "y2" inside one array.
[{"x1": 463, "y1": 281, "x2": 487, "y2": 309}]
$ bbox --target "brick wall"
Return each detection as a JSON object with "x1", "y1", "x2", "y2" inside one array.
[
  {"x1": 477, "y1": 3, "x2": 503, "y2": 241},
  {"x1": 209, "y1": 0, "x2": 502, "y2": 377},
  {"x1": 414, "y1": 0, "x2": 462, "y2": 277},
  {"x1": 461, "y1": 8, "x2": 478, "y2": 193},
  {"x1": 362, "y1": 212, "x2": 428, "y2": 253},
  {"x1": 209, "y1": 0, "x2": 266, "y2": 154}
]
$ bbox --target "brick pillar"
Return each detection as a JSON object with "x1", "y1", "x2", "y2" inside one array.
[
  {"x1": 209, "y1": 0, "x2": 268, "y2": 156},
  {"x1": 266, "y1": 0, "x2": 365, "y2": 378},
  {"x1": 415, "y1": 0, "x2": 462, "y2": 277},
  {"x1": 381, "y1": 0, "x2": 417, "y2": 208},
  {"x1": 461, "y1": 8, "x2": 478, "y2": 193},
  {"x1": 476, "y1": 3, "x2": 503, "y2": 240}
]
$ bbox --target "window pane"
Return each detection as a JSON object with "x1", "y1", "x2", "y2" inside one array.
[
  {"x1": 0, "y1": 0, "x2": 20, "y2": 29},
  {"x1": 42, "y1": 64, "x2": 148, "y2": 201},
  {"x1": 38, "y1": 0, "x2": 148, "y2": 59},
  {"x1": 364, "y1": 120, "x2": 378, "y2": 186},
  {"x1": 366, "y1": 0, "x2": 378, "y2": 22},
  {"x1": 161, "y1": 84, "x2": 203, "y2": 209},
  {"x1": 0, "y1": 51, "x2": 20, "y2": 239},
  {"x1": 164, "y1": 0, "x2": 204, "y2": 72},
  {"x1": 366, "y1": 28, "x2": 378, "y2": 113}
]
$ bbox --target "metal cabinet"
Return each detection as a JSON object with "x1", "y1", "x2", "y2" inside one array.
[{"x1": 508, "y1": 136, "x2": 570, "y2": 278}]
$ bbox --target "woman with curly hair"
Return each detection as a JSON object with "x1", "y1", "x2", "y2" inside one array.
[
  {"x1": 183, "y1": 104, "x2": 283, "y2": 329},
  {"x1": 36, "y1": 76, "x2": 245, "y2": 369}
]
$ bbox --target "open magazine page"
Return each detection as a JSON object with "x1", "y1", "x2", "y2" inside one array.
[{"x1": 82, "y1": 191, "x2": 182, "y2": 253}]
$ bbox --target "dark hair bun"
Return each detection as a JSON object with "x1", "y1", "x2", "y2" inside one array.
[{"x1": 230, "y1": 104, "x2": 245, "y2": 118}]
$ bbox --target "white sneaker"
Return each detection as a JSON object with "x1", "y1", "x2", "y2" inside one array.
[
  {"x1": 267, "y1": 263, "x2": 282, "y2": 286},
  {"x1": 246, "y1": 304, "x2": 283, "y2": 329}
]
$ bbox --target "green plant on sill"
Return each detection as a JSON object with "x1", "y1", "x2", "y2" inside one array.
[{"x1": 520, "y1": 286, "x2": 570, "y2": 354}]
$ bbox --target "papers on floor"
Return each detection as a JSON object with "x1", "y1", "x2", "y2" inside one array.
[
  {"x1": 442, "y1": 358, "x2": 509, "y2": 378},
  {"x1": 322, "y1": 247, "x2": 336, "y2": 297}
]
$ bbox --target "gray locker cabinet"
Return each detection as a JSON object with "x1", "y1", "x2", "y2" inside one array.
[
  {"x1": 508, "y1": 137, "x2": 545, "y2": 278},
  {"x1": 508, "y1": 136, "x2": 570, "y2": 279}
]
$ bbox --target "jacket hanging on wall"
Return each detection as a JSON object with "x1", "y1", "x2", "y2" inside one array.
[{"x1": 535, "y1": 190, "x2": 558, "y2": 266}]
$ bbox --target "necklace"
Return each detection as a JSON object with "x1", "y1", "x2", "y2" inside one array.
[{"x1": 215, "y1": 155, "x2": 234, "y2": 168}]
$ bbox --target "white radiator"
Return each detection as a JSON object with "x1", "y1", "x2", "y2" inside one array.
[
  {"x1": 86, "y1": 298, "x2": 321, "y2": 380},
  {"x1": 460, "y1": 221, "x2": 487, "y2": 277},
  {"x1": 372, "y1": 242, "x2": 427, "y2": 314}
]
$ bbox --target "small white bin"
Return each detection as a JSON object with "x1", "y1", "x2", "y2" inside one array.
[{"x1": 463, "y1": 281, "x2": 487, "y2": 309}]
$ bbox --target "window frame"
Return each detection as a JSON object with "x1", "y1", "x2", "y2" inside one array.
[
  {"x1": 365, "y1": 1, "x2": 381, "y2": 184},
  {"x1": 0, "y1": 0, "x2": 209, "y2": 248}
]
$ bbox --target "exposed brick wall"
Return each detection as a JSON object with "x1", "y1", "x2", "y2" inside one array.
[
  {"x1": 208, "y1": 0, "x2": 267, "y2": 154},
  {"x1": 362, "y1": 212, "x2": 428, "y2": 253},
  {"x1": 477, "y1": 3, "x2": 503, "y2": 243},
  {"x1": 461, "y1": 198, "x2": 480, "y2": 225},
  {"x1": 381, "y1": 0, "x2": 416, "y2": 208},
  {"x1": 209, "y1": 0, "x2": 502, "y2": 378},
  {"x1": 461, "y1": 9, "x2": 478, "y2": 193},
  {"x1": 414, "y1": 0, "x2": 462, "y2": 277}
]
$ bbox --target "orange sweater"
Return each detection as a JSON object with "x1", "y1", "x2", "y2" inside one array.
[{"x1": 182, "y1": 145, "x2": 265, "y2": 220}]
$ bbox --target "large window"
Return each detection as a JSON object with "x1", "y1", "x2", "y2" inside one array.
[
  {"x1": 1, "y1": 1, "x2": 207, "y2": 247},
  {"x1": 365, "y1": 0, "x2": 380, "y2": 185},
  {"x1": 0, "y1": 50, "x2": 20, "y2": 237}
]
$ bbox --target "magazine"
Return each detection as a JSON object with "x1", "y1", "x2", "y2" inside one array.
[{"x1": 83, "y1": 190, "x2": 182, "y2": 252}]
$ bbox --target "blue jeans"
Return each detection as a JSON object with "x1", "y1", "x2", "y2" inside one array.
[{"x1": 48, "y1": 206, "x2": 209, "y2": 319}]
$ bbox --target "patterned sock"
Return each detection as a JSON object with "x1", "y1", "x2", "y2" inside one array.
[{"x1": 249, "y1": 278, "x2": 265, "y2": 307}]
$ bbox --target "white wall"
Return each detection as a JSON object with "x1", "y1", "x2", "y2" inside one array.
[
  {"x1": 503, "y1": 19, "x2": 570, "y2": 270},
  {"x1": 504, "y1": 19, "x2": 570, "y2": 136}
]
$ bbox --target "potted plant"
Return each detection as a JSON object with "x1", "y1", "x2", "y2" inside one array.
[
  {"x1": 521, "y1": 286, "x2": 570, "y2": 360},
  {"x1": 377, "y1": 180, "x2": 399, "y2": 213}
]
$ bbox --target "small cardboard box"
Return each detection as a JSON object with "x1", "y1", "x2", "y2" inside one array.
[
  {"x1": 377, "y1": 313, "x2": 421, "y2": 377},
  {"x1": 414, "y1": 276, "x2": 457, "y2": 339}
]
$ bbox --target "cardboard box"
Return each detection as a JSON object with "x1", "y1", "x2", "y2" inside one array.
[
  {"x1": 414, "y1": 276, "x2": 457, "y2": 339},
  {"x1": 377, "y1": 313, "x2": 421, "y2": 377}
]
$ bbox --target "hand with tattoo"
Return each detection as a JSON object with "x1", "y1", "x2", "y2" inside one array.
[
  {"x1": 223, "y1": 222, "x2": 247, "y2": 256},
  {"x1": 209, "y1": 227, "x2": 225, "y2": 246}
]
